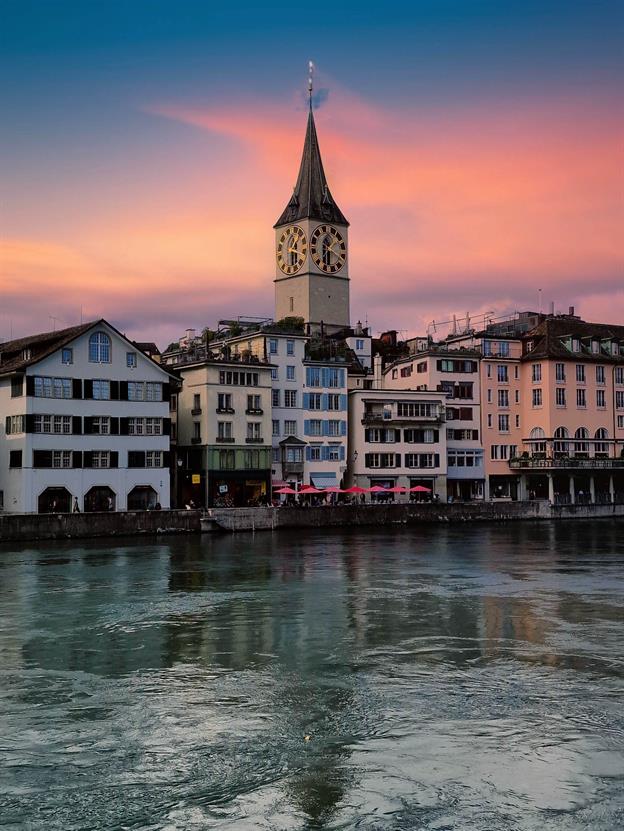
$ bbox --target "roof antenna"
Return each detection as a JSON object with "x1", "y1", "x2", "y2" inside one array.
[{"x1": 308, "y1": 60, "x2": 314, "y2": 110}]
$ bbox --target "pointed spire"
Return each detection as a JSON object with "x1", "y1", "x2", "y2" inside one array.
[{"x1": 274, "y1": 103, "x2": 349, "y2": 228}]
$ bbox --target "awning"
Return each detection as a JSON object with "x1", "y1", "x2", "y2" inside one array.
[{"x1": 310, "y1": 473, "x2": 337, "y2": 489}]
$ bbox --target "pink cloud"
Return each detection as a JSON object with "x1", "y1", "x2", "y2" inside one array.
[{"x1": 3, "y1": 83, "x2": 622, "y2": 344}]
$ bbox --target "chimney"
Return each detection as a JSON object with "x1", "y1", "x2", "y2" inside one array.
[
  {"x1": 568, "y1": 306, "x2": 575, "y2": 317},
  {"x1": 186, "y1": 328, "x2": 196, "y2": 341},
  {"x1": 549, "y1": 301, "x2": 555, "y2": 316}
]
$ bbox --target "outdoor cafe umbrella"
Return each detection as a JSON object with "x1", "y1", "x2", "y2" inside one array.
[
  {"x1": 387, "y1": 486, "x2": 408, "y2": 493},
  {"x1": 274, "y1": 487, "x2": 298, "y2": 495},
  {"x1": 343, "y1": 486, "x2": 368, "y2": 494},
  {"x1": 409, "y1": 485, "x2": 432, "y2": 492},
  {"x1": 299, "y1": 485, "x2": 322, "y2": 493},
  {"x1": 369, "y1": 485, "x2": 388, "y2": 493},
  {"x1": 323, "y1": 486, "x2": 344, "y2": 493}
]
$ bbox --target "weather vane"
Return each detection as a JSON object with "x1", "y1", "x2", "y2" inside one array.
[{"x1": 308, "y1": 60, "x2": 314, "y2": 107}]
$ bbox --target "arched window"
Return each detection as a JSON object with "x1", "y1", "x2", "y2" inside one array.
[
  {"x1": 553, "y1": 426, "x2": 569, "y2": 455},
  {"x1": 287, "y1": 233, "x2": 298, "y2": 267},
  {"x1": 529, "y1": 426, "x2": 546, "y2": 455},
  {"x1": 594, "y1": 428, "x2": 609, "y2": 457},
  {"x1": 89, "y1": 332, "x2": 111, "y2": 363},
  {"x1": 321, "y1": 234, "x2": 333, "y2": 267},
  {"x1": 574, "y1": 427, "x2": 589, "y2": 456}
]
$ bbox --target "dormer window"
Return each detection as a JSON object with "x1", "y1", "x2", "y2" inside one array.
[
  {"x1": 591, "y1": 340, "x2": 600, "y2": 354},
  {"x1": 61, "y1": 348, "x2": 73, "y2": 365},
  {"x1": 572, "y1": 338, "x2": 580, "y2": 352},
  {"x1": 22, "y1": 348, "x2": 31, "y2": 360},
  {"x1": 89, "y1": 332, "x2": 111, "y2": 363}
]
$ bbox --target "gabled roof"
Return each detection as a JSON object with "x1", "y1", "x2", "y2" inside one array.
[
  {"x1": 0, "y1": 319, "x2": 178, "y2": 378},
  {"x1": 0, "y1": 322, "x2": 95, "y2": 376},
  {"x1": 522, "y1": 317, "x2": 624, "y2": 363},
  {"x1": 274, "y1": 107, "x2": 349, "y2": 228}
]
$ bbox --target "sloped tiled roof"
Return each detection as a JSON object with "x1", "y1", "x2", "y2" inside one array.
[
  {"x1": 522, "y1": 317, "x2": 624, "y2": 363},
  {"x1": 0, "y1": 322, "x2": 97, "y2": 376},
  {"x1": 274, "y1": 108, "x2": 349, "y2": 228}
]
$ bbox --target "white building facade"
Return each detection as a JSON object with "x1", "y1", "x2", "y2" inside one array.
[
  {"x1": 348, "y1": 389, "x2": 448, "y2": 498},
  {"x1": 0, "y1": 321, "x2": 173, "y2": 513}
]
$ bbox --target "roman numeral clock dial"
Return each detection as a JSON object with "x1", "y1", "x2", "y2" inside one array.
[
  {"x1": 277, "y1": 225, "x2": 307, "y2": 275},
  {"x1": 311, "y1": 225, "x2": 346, "y2": 274}
]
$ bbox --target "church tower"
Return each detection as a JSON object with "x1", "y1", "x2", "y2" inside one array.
[{"x1": 274, "y1": 93, "x2": 350, "y2": 331}]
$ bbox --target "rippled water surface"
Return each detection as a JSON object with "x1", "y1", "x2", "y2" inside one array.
[{"x1": 1, "y1": 522, "x2": 624, "y2": 830}]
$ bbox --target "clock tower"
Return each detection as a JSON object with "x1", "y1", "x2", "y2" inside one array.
[{"x1": 274, "y1": 99, "x2": 350, "y2": 332}]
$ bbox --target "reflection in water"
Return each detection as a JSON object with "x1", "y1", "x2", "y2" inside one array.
[{"x1": 0, "y1": 521, "x2": 623, "y2": 829}]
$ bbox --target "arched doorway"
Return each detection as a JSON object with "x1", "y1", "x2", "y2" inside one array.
[
  {"x1": 38, "y1": 487, "x2": 71, "y2": 513},
  {"x1": 127, "y1": 485, "x2": 157, "y2": 511},
  {"x1": 84, "y1": 486, "x2": 116, "y2": 512}
]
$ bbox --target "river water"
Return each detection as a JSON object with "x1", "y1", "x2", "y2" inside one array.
[{"x1": 1, "y1": 521, "x2": 623, "y2": 830}]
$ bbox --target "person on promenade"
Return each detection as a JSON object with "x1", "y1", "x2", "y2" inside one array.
[{"x1": 72, "y1": 497, "x2": 80, "y2": 513}]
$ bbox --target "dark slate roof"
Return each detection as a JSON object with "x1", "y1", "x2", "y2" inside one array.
[
  {"x1": 134, "y1": 341, "x2": 161, "y2": 355},
  {"x1": 522, "y1": 317, "x2": 624, "y2": 363},
  {"x1": 274, "y1": 108, "x2": 349, "y2": 228},
  {"x1": 0, "y1": 322, "x2": 97, "y2": 376}
]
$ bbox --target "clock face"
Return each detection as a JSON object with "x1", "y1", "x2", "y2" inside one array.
[
  {"x1": 277, "y1": 226, "x2": 307, "y2": 275},
  {"x1": 311, "y1": 225, "x2": 347, "y2": 274}
]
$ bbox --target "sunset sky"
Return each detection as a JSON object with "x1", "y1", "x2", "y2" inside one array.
[{"x1": 2, "y1": 0, "x2": 622, "y2": 346}]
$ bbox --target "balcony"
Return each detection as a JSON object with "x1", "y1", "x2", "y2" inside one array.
[
  {"x1": 510, "y1": 456, "x2": 624, "y2": 470},
  {"x1": 216, "y1": 407, "x2": 235, "y2": 414},
  {"x1": 191, "y1": 436, "x2": 202, "y2": 445},
  {"x1": 362, "y1": 410, "x2": 445, "y2": 425},
  {"x1": 191, "y1": 407, "x2": 202, "y2": 415},
  {"x1": 283, "y1": 460, "x2": 304, "y2": 475},
  {"x1": 245, "y1": 408, "x2": 264, "y2": 415},
  {"x1": 216, "y1": 436, "x2": 235, "y2": 443},
  {"x1": 245, "y1": 437, "x2": 264, "y2": 443}
]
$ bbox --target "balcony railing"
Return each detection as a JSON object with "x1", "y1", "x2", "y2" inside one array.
[
  {"x1": 245, "y1": 437, "x2": 264, "y2": 443},
  {"x1": 190, "y1": 436, "x2": 202, "y2": 444},
  {"x1": 191, "y1": 407, "x2": 202, "y2": 415},
  {"x1": 510, "y1": 456, "x2": 624, "y2": 470},
  {"x1": 216, "y1": 407, "x2": 235, "y2": 414},
  {"x1": 362, "y1": 411, "x2": 445, "y2": 424},
  {"x1": 245, "y1": 408, "x2": 263, "y2": 415},
  {"x1": 216, "y1": 436, "x2": 235, "y2": 443}
]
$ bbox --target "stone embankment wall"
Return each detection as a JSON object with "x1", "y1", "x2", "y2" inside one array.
[
  {"x1": 205, "y1": 500, "x2": 624, "y2": 532},
  {"x1": 0, "y1": 510, "x2": 201, "y2": 543}
]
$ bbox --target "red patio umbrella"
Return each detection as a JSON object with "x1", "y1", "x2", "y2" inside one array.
[
  {"x1": 274, "y1": 487, "x2": 298, "y2": 494},
  {"x1": 369, "y1": 485, "x2": 388, "y2": 493},
  {"x1": 409, "y1": 485, "x2": 432, "y2": 492},
  {"x1": 343, "y1": 486, "x2": 368, "y2": 494},
  {"x1": 388, "y1": 486, "x2": 408, "y2": 493},
  {"x1": 323, "y1": 486, "x2": 344, "y2": 493},
  {"x1": 299, "y1": 485, "x2": 322, "y2": 493}
]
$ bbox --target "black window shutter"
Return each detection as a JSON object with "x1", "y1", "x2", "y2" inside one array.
[
  {"x1": 395, "y1": 454, "x2": 401, "y2": 467},
  {"x1": 434, "y1": 453, "x2": 440, "y2": 467},
  {"x1": 473, "y1": 429, "x2": 479, "y2": 441},
  {"x1": 5, "y1": 416, "x2": 11, "y2": 435},
  {"x1": 25, "y1": 414, "x2": 35, "y2": 433},
  {"x1": 364, "y1": 428, "x2": 370, "y2": 442},
  {"x1": 72, "y1": 451, "x2": 82, "y2": 468},
  {"x1": 110, "y1": 417, "x2": 119, "y2": 435},
  {"x1": 9, "y1": 450, "x2": 23, "y2": 468},
  {"x1": 162, "y1": 382, "x2": 171, "y2": 402},
  {"x1": 83, "y1": 417, "x2": 92, "y2": 435},
  {"x1": 72, "y1": 378, "x2": 82, "y2": 399},
  {"x1": 109, "y1": 451, "x2": 118, "y2": 468},
  {"x1": 84, "y1": 379, "x2": 93, "y2": 399},
  {"x1": 162, "y1": 451, "x2": 170, "y2": 467},
  {"x1": 83, "y1": 451, "x2": 93, "y2": 468},
  {"x1": 26, "y1": 376, "x2": 35, "y2": 396},
  {"x1": 33, "y1": 450, "x2": 52, "y2": 468},
  {"x1": 436, "y1": 360, "x2": 442, "y2": 371},
  {"x1": 72, "y1": 416, "x2": 82, "y2": 435},
  {"x1": 119, "y1": 417, "x2": 129, "y2": 435},
  {"x1": 162, "y1": 418, "x2": 171, "y2": 436},
  {"x1": 119, "y1": 381, "x2": 129, "y2": 401},
  {"x1": 128, "y1": 451, "x2": 145, "y2": 468},
  {"x1": 433, "y1": 430, "x2": 439, "y2": 442},
  {"x1": 110, "y1": 380, "x2": 119, "y2": 400}
]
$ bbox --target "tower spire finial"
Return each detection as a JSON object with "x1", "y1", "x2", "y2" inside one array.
[{"x1": 308, "y1": 60, "x2": 314, "y2": 110}]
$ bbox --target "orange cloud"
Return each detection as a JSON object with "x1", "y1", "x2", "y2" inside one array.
[{"x1": 3, "y1": 84, "x2": 622, "y2": 343}]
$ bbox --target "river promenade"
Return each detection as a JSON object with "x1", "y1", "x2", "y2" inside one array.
[{"x1": 1, "y1": 500, "x2": 623, "y2": 542}]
